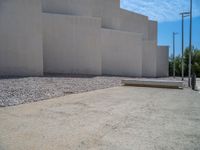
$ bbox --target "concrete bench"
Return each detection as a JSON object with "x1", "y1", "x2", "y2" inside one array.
[{"x1": 122, "y1": 79, "x2": 184, "y2": 89}]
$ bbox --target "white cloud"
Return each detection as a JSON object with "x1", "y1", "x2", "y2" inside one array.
[{"x1": 121, "y1": 0, "x2": 200, "y2": 22}]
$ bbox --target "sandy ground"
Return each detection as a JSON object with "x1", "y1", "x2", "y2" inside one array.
[{"x1": 0, "y1": 86, "x2": 200, "y2": 150}]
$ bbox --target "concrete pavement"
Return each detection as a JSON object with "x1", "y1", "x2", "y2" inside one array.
[{"x1": 0, "y1": 86, "x2": 200, "y2": 150}]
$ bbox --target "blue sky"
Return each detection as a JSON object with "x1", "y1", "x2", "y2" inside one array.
[{"x1": 121, "y1": 0, "x2": 200, "y2": 56}]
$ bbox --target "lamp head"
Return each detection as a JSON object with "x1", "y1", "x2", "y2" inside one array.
[{"x1": 180, "y1": 12, "x2": 190, "y2": 17}]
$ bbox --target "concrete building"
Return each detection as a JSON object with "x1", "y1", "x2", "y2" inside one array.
[{"x1": 0, "y1": 0, "x2": 169, "y2": 77}]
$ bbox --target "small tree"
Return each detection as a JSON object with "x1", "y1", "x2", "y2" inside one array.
[
  {"x1": 175, "y1": 55, "x2": 182, "y2": 76},
  {"x1": 169, "y1": 54, "x2": 173, "y2": 76},
  {"x1": 169, "y1": 47, "x2": 200, "y2": 77},
  {"x1": 192, "y1": 49, "x2": 200, "y2": 76}
]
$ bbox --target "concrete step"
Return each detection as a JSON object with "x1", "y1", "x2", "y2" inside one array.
[{"x1": 122, "y1": 79, "x2": 184, "y2": 89}]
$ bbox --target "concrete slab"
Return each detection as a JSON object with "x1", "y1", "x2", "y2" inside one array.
[
  {"x1": 0, "y1": 86, "x2": 200, "y2": 150},
  {"x1": 122, "y1": 79, "x2": 184, "y2": 89}
]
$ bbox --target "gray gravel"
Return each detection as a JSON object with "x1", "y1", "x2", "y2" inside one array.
[{"x1": 0, "y1": 75, "x2": 131, "y2": 107}]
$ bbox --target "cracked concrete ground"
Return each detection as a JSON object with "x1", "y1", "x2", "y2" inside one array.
[{"x1": 0, "y1": 86, "x2": 200, "y2": 150}]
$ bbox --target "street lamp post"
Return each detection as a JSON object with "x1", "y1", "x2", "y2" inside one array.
[
  {"x1": 180, "y1": 12, "x2": 190, "y2": 81},
  {"x1": 188, "y1": 0, "x2": 193, "y2": 87},
  {"x1": 173, "y1": 32, "x2": 178, "y2": 78}
]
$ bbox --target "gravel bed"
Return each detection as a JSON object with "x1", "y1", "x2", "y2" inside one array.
[
  {"x1": 0, "y1": 75, "x2": 131, "y2": 107},
  {"x1": 0, "y1": 75, "x2": 190, "y2": 107}
]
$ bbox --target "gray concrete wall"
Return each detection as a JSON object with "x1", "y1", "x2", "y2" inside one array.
[
  {"x1": 148, "y1": 20, "x2": 158, "y2": 41},
  {"x1": 157, "y1": 46, "x2": 169, "y2": 77},
  {"x1": 101, "y1": 29, "x2": 143, "y2": 77},
  {"x1": 142, "y1": 40, "x2": 158, "y2": 77},
  {"x1": 43, "y1": 13, "x2": 102, "y2": 75},
  {"x1": 42, "y1": 0, "x2": 121, "y2": 29},
  {"x1": 119, "y1": 9, "x2": 149, "y2": 40},
  {"x1": 142, "y1": 21, "x2": 159, "y2": 77},
  {"x1": 42, "y1": 0, "x2": 94, "y2": 16},
  {"x1": 42, "y1": 0, "x2": 163, "y2": 77},
  {"x1": 0, "y1": 0, "x2": 43, "y2": 76},
  {"x1": 41, "y1": 0, "x2": 149, "y2": 36},
  {"x1": 100, "y1": 0, "x2": 120, "y2": 29},
  {"x1": 0, "y1": 0, "x2": 168, "y2": 77}
]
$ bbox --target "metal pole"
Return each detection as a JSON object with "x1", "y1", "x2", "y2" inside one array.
[
  {"x1": 173, "y1": 32, "x2": 176, "y2": 78},
  {"x1": 173, "y1": 32, "x2": 178, "y2": 78},
  {"x1": 181, "y1": 15, "x2": 184, "y2": 81},
  {"x1": 188, "y1": 0, "x2": 193, "y2": 87},
  {"x1": 180, "y1": 12, "x2": 190, "y2": 81}
]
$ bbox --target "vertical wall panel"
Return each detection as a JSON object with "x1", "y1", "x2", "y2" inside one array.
[
  {"x1": 0, "y1": 0, "x2": 43, "y2": 76},
  {"x1": 142, "y1": 40, "x2": 157, "y2": 77},
  {"x1": 101, "y1": 29, "x2": 143, "y2": 77},
  {"x1": 157, "y1": 46, "x2": 169, "y2": 77},
  {"x1": 43, "y1": 13, "x2": 102, "y2": 75}
]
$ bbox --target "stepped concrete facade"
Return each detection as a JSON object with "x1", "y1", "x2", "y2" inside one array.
[{"x1": 0, "y1": 0, "x2": 169, "y2": 77}]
